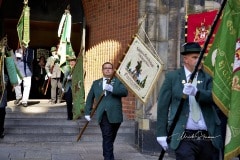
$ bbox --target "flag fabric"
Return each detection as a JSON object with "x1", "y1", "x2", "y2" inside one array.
[
  {"x1": 203, "y1": 0, "x2": 240, "y2": 159},
  {"x1": 72, "y1": 18, "x2": 86, "y2": 119},
  {"x1": 17, "y1": 2, "x2": 30, "y2": 48},
  {"x1": 187, "y1": 10, "x2": 218, "y2": 53},
  {"x1": 57, "y1": 8, "x2": 75, "y2": 70}
]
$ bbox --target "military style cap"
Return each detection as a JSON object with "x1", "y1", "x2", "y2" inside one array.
[
  {"x1": 181, "y1": 42, "x2": 201, "y2": 55},
  {"x1": 50, "y1": 46, "x2": 57, "y2": 52},
  {"x1": 66, "y1": 54, "x2": 76, "y2": 61}
]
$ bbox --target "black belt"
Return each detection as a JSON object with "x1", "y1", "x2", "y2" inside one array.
[{"x1": 182, "y1": 129, "x2": 210, "y2": 140}]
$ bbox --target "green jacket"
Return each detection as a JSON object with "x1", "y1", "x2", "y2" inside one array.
[
  {"x1": 85, "y1": 77, "x2": 128, "y2": 123},
  {"x1": 62, "y1": 65, "x2": 72, "y2": 92},
  {"x1": 156, "y1": 67, "x2": 223, "y2": 150}
]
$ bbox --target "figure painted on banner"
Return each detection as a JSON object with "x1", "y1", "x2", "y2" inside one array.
[
  {"x1": 14, "y1": 44, "x2": 34, "y2": 107},
  {"x1": 132, "y1": 60, "x2": 142, "y2": 76},
  {"x1": 156, "y1": 42, "x2": 222, "y2": 160},
  {"x1": 33, "y1": 56, "x2": 47, "y2": 98},
  {"x1": 84, "y1": 62, "x2": 128, "y2": 160},
  {"x1": 45, "y1": 46, "x2": 62, "y2": 104},
  {"x1": 62, "y1": 54, "x2": 76, "y2": 120}
]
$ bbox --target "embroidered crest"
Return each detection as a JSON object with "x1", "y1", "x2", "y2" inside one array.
[{"x1": 194, "y1": 22, "x2": 210, "y2": 43}]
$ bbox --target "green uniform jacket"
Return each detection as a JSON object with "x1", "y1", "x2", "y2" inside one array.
[
  {"x1": 156, "y1": 67, "x2": 223, "y2": 150},
  {"x1": 62, "y1": 65, "x2": 72, "y2": 92},
  {"x1": 85, "y1": 77, "x2": 128, "y2": 124}
]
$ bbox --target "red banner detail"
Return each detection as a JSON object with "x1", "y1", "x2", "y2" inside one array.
[{"x1": 187, "y1": 10, "x2": 219, "y2": 53}]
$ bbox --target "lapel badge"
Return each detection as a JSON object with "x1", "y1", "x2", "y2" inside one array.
[
  {"x1": 182, "y1": 80, "x2": 186, "y2": 84},
  {"x1": 197, "y1": 80, "x2": 203, "y2": 84}
]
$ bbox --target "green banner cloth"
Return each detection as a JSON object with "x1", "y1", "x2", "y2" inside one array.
[
  {"x1": 72, "y1": 55, "x2": 85, "y2": 119},
  {"x1": 17, "y1": 4, "x2": 30, "y2": 47},
  {"x1": 203, "y1": 0, "x2": 240, "y2": 159}
]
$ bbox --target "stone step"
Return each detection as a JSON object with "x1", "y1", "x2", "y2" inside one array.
[
  {"x1": 1, "y1": 132, "x2": 135, "y2": 143},
  {"x1": 4, "y1": 123, "x2": 134, "y2": 134},
  {"x1": 4, "y1": 100, "x2": 135, "y2": 145}
]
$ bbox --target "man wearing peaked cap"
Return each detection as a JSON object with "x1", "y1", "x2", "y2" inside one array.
[
  {"x1": 156, "y1": 42, "x2": 222, "y2": 159},
  {"x1": 45, "y1": 46, "x2": 62, "y2": 104}
]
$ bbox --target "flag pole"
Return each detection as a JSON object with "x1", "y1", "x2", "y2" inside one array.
[
  {"x1": 184, "y1": 0, "x2": 189, "y2": 42},
  {"x1": 158, "y1": 0, "x2": 227, "y2": 159}
]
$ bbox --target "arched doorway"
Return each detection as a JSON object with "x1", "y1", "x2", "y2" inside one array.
[{"x1": 0, "y1": 0, "x2": 84, "y2": 100}]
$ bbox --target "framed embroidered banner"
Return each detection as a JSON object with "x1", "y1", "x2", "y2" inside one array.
[{"x1": 116, "y1": 36, "x2": 164, "y2": 104}]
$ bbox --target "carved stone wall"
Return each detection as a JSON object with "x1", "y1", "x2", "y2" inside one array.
[{"x1": 135, "y1": 0, "x2": 221, "y2": 154}]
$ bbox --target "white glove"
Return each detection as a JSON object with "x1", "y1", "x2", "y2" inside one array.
[
  {"x1": 85, "y1": 115, "x2": 91, "y2": 121},
  {"x1": 45, "y1": 75, "x2": 48, "y2": 80},
  {"x1": 62, "y1": 88, "x2": 65, "y2": 92},
  {"x1": 183, "y1": 83, "x2": 198, "y2": 96},
  {"x1": 67, "y1": 75, "x2": 72, "y2": 80},
  {"x1": 53, "y1": 54, "x2": 59, "y2": 59},
  {"x1": 157, "y1": 136, "x2": 168, "y2": 151},
  {"x1": 47, "y1": 72, "x2": 52, "y2": 78},
  {"x1": 104, "y1": 84, "x2": 113, "y2": 92}
]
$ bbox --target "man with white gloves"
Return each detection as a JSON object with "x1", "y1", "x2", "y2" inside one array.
[
  {"x1": 156, "y1": 42, "x2": 222, "y2": 160},
  {"x1": 84, "y1": 62, "x2": 128, "y2": 160}
]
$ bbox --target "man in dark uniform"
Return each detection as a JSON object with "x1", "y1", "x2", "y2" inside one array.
[
  {"x1": 156, "y1": 42, "x2": 222, "y2": 160},
  {"x1": 84, "y1": 62, "x2": 128, "y2": 160}
]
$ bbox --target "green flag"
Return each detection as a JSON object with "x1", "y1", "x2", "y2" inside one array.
[
  {"x1": 203, "y1": 0, "x2": 240, "y2": 159},
  {"x1": 17, "y1": 2, "x2": 30, "y2": 48},
  {"x1": 58, "y1": 8, "x2": 73, "y2": 68}
]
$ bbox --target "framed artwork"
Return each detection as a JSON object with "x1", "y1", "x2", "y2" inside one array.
[{"x1": 116, "y1": 36, "x2": 164, "y2": 104}]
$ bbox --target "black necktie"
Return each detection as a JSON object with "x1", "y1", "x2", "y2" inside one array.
[{"x1": 105, "y1": 78, "x2": 110, "y2": 83}]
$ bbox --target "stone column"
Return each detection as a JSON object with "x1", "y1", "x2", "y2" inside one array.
[{"x1": 135, "y1": 0, "x2": 182, "y2": 154}]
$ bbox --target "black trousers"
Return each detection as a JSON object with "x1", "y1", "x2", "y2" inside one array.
[
  {"x1": 0, "y1": 108, "x2": 6, "y2": 134},
  {"x1": 175, "y1": 130, "x2": 219, "y2": 160},
  {"x1": 100, "y1": 111, "x2": 121, "y2": 160},
  {"x1": 0, "y1": 89, "x2": 7, "y2": 134},
  {"x1": 65, "y1": 88, "x2": 73, "y2": 120}
]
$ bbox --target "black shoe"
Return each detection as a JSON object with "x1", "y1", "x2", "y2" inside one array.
[
  {"x1": 0, "y1": 132, "x2": 5, "y2": 138},
  {"x1": 14, "y1": 99, "x2": 21, "y2": 105},
  {"x1": 22, "y1": 103, "x2": 28, "y2": 107},
  {"x1": 57, "y1": 99, "x2": 61, "y2": 104},
  {"x1": 51, "y1": 101, "x2": 56, "y2": 105}
]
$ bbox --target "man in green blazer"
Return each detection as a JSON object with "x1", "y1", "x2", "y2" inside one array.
[
  {"x1": 156, "y1": 42, "x2": 223, "y2": 160},
  {"x1": 62, "y1": 55, "x2": 76, "y2": 120},
  {"x1": 85, "y1": 62, "x2": 128, "y2": 160}
]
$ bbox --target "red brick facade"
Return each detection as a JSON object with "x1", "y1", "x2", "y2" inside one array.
[{"x1": 82, "y1": 0, "x2": 138, "y2": 119}]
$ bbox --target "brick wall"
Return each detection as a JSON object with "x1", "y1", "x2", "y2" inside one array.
[{"x1": 82, "y1": 0, "x2": 138, "y2": 119}]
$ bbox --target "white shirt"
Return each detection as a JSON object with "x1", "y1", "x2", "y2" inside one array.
[
  {"x1": 102, "y1": 77, "x2": 109, "y2": 96},
  {"x1": 184, "y1": 67, "x2": 207, "y2": 130}
]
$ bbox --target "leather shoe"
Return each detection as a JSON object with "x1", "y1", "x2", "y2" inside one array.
[
  {"x1": 51, "y1": 101, "x2": 56, "y2": 104},
  {"x1": 57, "y1": 99, "x2": 61, "y2": 103},
  {"x1": 22, "y1": 103, "x2": 28, "y2": 107},
  {"x1": 0, "y1": 132, "x2": 5, "y2": 138},
  {"x1": 14, "y1": 98, "x2": 22, "y2": 105}
]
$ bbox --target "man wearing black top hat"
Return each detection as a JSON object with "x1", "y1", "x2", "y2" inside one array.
[{"x1": 156, "y1": 42, "x2": 223, "y2": 160}]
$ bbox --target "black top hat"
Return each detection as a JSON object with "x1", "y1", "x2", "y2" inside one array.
[{"x1": 181, "y1": 42, "x2": 201, "y2": 55}]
